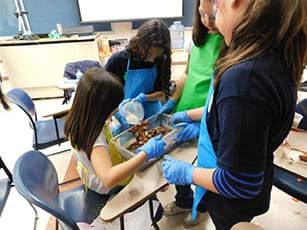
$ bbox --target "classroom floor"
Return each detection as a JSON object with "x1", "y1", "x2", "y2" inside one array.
[{"x1": 0, "y1": 81, "x2": 307, "y2": 229}]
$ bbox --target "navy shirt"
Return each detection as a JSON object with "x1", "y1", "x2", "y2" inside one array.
[
  {"x1": 204, "y1": 49, "x2": 296, "y2": 217},
  {"x1": 104, "y1": 50, "x2": 162, "y2": 92}
]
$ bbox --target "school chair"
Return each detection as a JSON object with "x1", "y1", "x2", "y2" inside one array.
[
  {"x1": 7, "y1": 88, "x2": 67, "y2": 153},
  {"x1": 0, "y1": 155, "x2": 38, "y2": 226},
  {"x1": 0, "y1": 156, "x2": 12, "y2": 217},
  {"x1": 13, "y1": 150, "x2": 110, "y2": 230},
  {"x1": 62, "y1": 60, "x2": 102, "y2": 104},
  {"x1": 273, "y1": 166, "x2": 307, "y2": 203}
]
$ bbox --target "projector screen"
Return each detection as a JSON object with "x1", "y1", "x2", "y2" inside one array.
[{"x1": 77, "y1": 0, "x2": 183, "y2": 23}]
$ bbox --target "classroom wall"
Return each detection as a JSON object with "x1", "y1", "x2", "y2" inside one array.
[{"x1": 0, "y1": 0, "x2": 194, "y2": 37}]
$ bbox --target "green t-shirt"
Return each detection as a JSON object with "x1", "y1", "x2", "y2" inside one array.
[{"x1": 175, "y1": 33, "x2": 223, "y2": 112}]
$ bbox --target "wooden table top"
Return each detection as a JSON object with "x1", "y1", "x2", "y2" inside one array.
[{"x1": 100, "y1": 141, "x2": 198, "y2": 222}]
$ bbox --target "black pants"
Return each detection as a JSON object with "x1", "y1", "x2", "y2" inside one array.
[{"x1": 175, "y1": 185, "x2": 207, "y2": 212}]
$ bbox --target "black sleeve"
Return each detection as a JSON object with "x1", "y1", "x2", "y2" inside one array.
[
  {"x1": 214, "y1": 64, "x2": 274, "y2": 173},
  {"x1": 216, "y1": 95, "x2": 272, "y2": 173},
  {"x1": 103, "y1": 51, "x2": 128, "y2": 85}
]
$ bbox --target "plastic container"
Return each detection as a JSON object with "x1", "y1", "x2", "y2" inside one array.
[
  {"x1": 120, "y1": 100, "x2": 144, "y2": 125},
  {"x1": 112, "y1": 113, "x2": 182, "y2": 170},
  {"x1": 170, "y1": 21, "x2": 185, "y2": 49}
]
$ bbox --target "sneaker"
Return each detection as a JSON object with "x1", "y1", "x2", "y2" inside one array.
[
  {"x1": 163, "y1": 201, "x2": 191, "y2": 216},
  {"x1": 183, "y1": 211, "x2": 207, "y2": 228}
]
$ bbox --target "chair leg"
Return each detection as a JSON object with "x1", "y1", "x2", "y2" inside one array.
[
  {"x1": 56, "y1": 219, "x2": 59, "y2": 230},
  {"x1": 149, "y1": 198, "x2": 160, "y2": 230},
  {"x1": 120, "y1": 216, "x2": 125, "y2": 230},
  {"x1": 52, "y1": 116, "x2": 61, "y2": 143},
  {"x1": 27, "y1": 200, "x2": 38, "y2": 230}
]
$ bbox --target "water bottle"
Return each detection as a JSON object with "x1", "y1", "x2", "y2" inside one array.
[
  {"x1": 170, "y1": 21, "x2": 185, "y2": 49},
  {"x1": 76, "y1": 69, "x2": 83, "y2": 81}
]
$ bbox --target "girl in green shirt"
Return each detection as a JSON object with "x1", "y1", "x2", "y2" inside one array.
[
  {"x1": 160, "y1": 0, "x2": 224, "y2": 227},
  {"x1": 159, "y1": 0, "x2": 224, "y2": 114}
]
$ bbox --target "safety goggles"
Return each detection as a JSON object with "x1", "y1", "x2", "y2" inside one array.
[
  {"x1": 199, "y1": 10, "x2": 216, "y2": 22},
  {"x1": 142, "y1": 48, "x2": 167, "y2": 61}
]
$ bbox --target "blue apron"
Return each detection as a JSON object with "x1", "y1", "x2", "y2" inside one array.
[
  {"x1": 191, "y1": 82, "x2": 217, "y2": 220},
  {"x1": 124, "y1": 57, "x2": 162, "y2": 118}
]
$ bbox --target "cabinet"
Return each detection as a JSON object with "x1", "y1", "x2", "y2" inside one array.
[{"x1": 0, "y1": 36, "x2": 100, "y2": 98}]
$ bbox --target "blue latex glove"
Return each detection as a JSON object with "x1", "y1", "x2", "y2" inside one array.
[
  {"x1": 161, "y1": 155, "x2": 195, "y2": 185},
  {"x1": 173, "y1": 122, "x2": 200, "y2": 143},
  {"x1": 134, "y1": 93, "x2": 147, "y2": 104},
  {"x1": 172, "y1": 111, "x2": 193, "y2": 124},
  {"x1": 111, "y1": 124, "x2": 130, "y2": 137},
  {"x1": 135, "y1": 134, "x2": 166, "y2": 160},
  {"x1": 111, "y1": 125, "x2": 122, "y2": 137},
  {"x1": 158, "y1": 99, "x2": 176, "y2": 114}
]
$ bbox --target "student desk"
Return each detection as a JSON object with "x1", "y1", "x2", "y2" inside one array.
[
  {"x1": 100, "y1": 141, "x2": 198, "y2": 222},
  {"x1": 42, "y1": 103, "x2": 71, "y2": 118},
  {"x1": 274, "y1": 130, "x2": 307, "y2": 203}
]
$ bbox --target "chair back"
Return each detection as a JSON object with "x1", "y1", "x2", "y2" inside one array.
[
  {"x1": 0, "y1": 157, "x2": 12, "y2": 217},
  {"x1": 63, "y1": 60, "x2": 102, "y2": 80},
  {"x1": 7, "y1": 88, "x2": 37, "y2": 121},
  {"x1": 13, "y1": 150, "x2": 79, "y2": 230}
]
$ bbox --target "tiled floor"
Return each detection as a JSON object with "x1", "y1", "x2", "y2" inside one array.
[{"x1": 0, "y1": 83, "x2": 307, "y2": 229}]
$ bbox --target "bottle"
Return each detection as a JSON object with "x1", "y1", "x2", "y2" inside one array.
[
  {"x1": 76, "y1": 69, "x2": 83, "y2": 81},
  {"x1": 169, "y1": 21, "x2": 185, "y2": 49},
  {"x1": 56, "y1": 23, "x2": 63, "y2": 35}
]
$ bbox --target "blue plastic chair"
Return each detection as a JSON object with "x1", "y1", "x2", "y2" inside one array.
[
  {"x1": 0, "y1": 155, "x2": 38, "y2": 227},
  {"x1": 274, "y1": 166, "x2": 307, "y2": 203},
  {"x1": 62, "y1": 60, "x2": 102, "y2": 104},
  {"x1": 7, "y1": 88, "x2": 67, "y2": 151},
  {"x1": 13, "y1": 150, "x2": 110, "y2": 230},
  {"x1": 0, "y1": 157, "x2": 12, "y2": 217}
]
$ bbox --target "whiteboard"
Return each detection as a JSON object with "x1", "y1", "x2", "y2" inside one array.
[{"x1": 77, "y1": 0, "x2": 183, "y2": 22}]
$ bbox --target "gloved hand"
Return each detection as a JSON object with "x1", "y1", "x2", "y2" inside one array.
[
  {"x1": 111, "y1": 125, "x2": 122, "y2": 137},
  {"x1": 161, "y1": 155, "x2": 195, "y2": 185},
  {"x1": 134, "y1": 93, "x2": 147, "y2": 104},
  {"x1": 172, "y1": 111, "x2": 193, "y2": 124},
  {"x1": 173, "y1": 122, "x2": 200, "y2": 143},
  {"x1": 158, "y1": 99, "x2": 176, "y2": 114},
  {"x1": 135, "y1": 134, "x2": 166, "y2": 160}
]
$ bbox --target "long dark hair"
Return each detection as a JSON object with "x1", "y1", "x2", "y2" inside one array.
[
  {"x1": 126, "y1": 19, "x2": 171, "y2": 96},
  {"x1": 214, "y1": 0, "x2": 307, "y2": 88},
  {"x1": 192, "y1": 0, "x2": 209, "y2": 47},
  {"x1": 64, "y1": 68, "x2": 124, "y2": 157}
]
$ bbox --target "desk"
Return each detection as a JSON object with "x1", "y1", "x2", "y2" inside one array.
[
  {"x1": 56, "y1": 79, "x2": 78, "y2": 90},
  {"x1": 100, "y1": 141, "x2": 197, "y2": 222},
  {"x1": 274, "y1": 130, "x2": 307, "y2": 178},
  {"x1": 273, "y1": 130, "x2": 307, "y2": 203},
  {"x1": 42, "y1": 103, "x2": 71, "y2": 118},
  {"x1": 0, "y1": 36, "x2": 100, "y2": 98}
]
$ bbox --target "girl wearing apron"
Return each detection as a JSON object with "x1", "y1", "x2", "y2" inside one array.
[
  {"x1": 162, "y1": 0, "x2": 223, "y2": 227},
  {"x1": 161, "y1": 0, "x2": 306, "y2": 229},
  {"x1": 104, "y1": 19, "x2": 172, "y2": 134}
]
